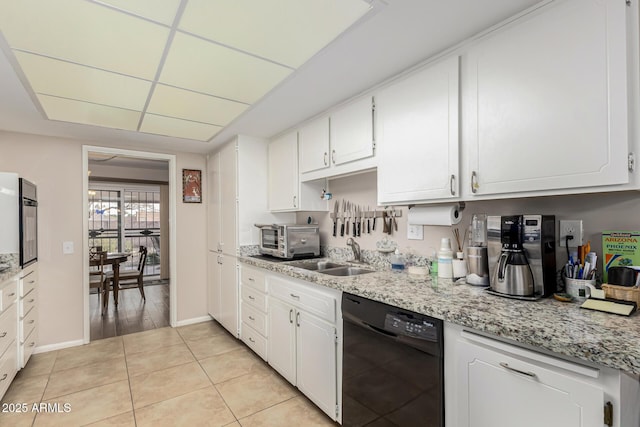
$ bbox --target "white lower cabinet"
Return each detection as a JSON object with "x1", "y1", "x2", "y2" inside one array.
[
  {"x1": 240, "y1": 266, "x2": 268, "y2": 361},
  {"x1": 0, "y1": 274, "x2": 18, "y2": 400},
  {"x1": 267, "y1": 275, "x2": 340, "y2": 421},
  {"x1": 18, "y1": 265, "x2": 37, "y2": 368},
  {"x1": 446, "y1": 322, "x2": 640, "y2": 427}
]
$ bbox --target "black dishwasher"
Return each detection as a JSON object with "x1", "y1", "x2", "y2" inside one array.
[{"x1": 342, "y1": 293, "x2": 443, "y2": 427}]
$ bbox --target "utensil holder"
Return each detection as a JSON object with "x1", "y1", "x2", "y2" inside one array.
[
  {"x1": 601, "y1": 283, "x2": 640, "y2": 305},
  {"x1": 565, "y1": 277, "x2": 596, "y2": 300}
]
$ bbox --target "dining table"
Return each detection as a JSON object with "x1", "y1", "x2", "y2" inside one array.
[{"x1": 90, "y1": 252, "x2": 129, "y2": 310}]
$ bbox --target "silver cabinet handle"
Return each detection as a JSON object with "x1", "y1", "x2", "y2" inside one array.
[
  {"x1": 0, "y1": 374, "x2": 7, "y2": 381},
  {"x1": 293, "y1": 195, "x2": 297, "y2": 208},
  {"x1": 289, "y1": 309, "x2": 293, "y2": 324},
  {"x1": 28, "y1": 299, "x2": 35, "y2": 303},
  {"x1": 28, "y1": 342, "x2": 35, "y2": 347},
  {"x1": 0, "y1": 332, "x2": 6, "y2": 338},
  {"x1": 7, "y1": 293, "x2": 15, "y2": 297},
  {"x1": 332, "y1": 150, "x2": 336, "y2": 164},
  {"x1": 324, "y1": 152, "x2": 328, "y2": 166},
  {"x1": 248, "y1": 295, "x2": 255, "y2": 301},
  {"x1": 450, "y1": 174, "x2": 456, "y2": 196},
  {"x1": 499, "y1": 362, "x2": 536, "y2": 378},
  {"x1": 471, "y1": 171, "x2": 479, "y2": 193},
  {"x1": 28, "y1": 320, "x2": 35, "y2": 324},
  {"x1": 290, "y1": 293, "x2": 300, "y2": 300},
  {"x1": 248, "y1": 315, "x2": 255, "y2": 321},
  {"x1": 28, "y1": 280, "x2": 35, "y2": 284},
  {"x1": 248, "y1": 278, "x2": 255, "y2": 282},
  {"x1": 248, "y1": 337, "x2": 255, "y2": 343},
  {"x1": 296, "y1": 312, "x2": 300, "y2": 327}
]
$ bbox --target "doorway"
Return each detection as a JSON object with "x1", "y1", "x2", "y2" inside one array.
[{"x1": 82, "y1": 146, "x2": 177, "y2": 343}]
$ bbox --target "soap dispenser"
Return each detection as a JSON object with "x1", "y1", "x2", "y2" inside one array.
[{"x1": 390, "y1": 249, "x2": 406, "y2": 271}]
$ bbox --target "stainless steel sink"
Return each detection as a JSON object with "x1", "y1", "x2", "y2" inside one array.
[
  {"x1": 319, "y1": 266, "x2": 375, "y2": 276},
  {"x1": 287, "y1": 260, "x2": 345, "y2": 271}
]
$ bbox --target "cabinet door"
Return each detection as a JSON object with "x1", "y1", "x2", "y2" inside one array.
[
  {"x1": 268, "y1": 297, "x2": 297, "y2": 384},
  {"x1": 466, "y1": 0, "x2": 628, "y2": 196},
  {"x1": 268, "y1": 132, "x2": 299, "y2": 211},
  {"x1": 299, "y1": 117, "x2": 330, "y2": 174},
  {"x1": 457, "y1": 339, "x2": 604, "y2": 427},
  {"x1": 207, "y1": 252, "x2": 221, "y2": 319},
  {"x1": 218, "y1": 255, "x2": 238, "y2": 337},
  {"x1": 220, "y1": 142, "x2": 237, "y2": 255},
  {"x1": 330, "y1": 96, "x2": 374, "y2": 166},
  {"x1": 377, "y1": 56, "x2": 459, "y2": 204},
  {"x1": 207, "y1": 152, "x2": 221, "y2": 252},
  {"x1": 296, "y1": 311, "x2": 337, "y2": 421}
]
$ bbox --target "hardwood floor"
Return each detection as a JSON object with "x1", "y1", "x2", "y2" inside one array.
[{"x1": 90, "y1": 282, "x2": 169, "y2": 341}]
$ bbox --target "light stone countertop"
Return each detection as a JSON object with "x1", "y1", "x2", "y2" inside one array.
[
  {"x1": 239, "y1": 255, "x2": 640, "y2": 375},
  {"x1": 0, "y1": 253, "x2": 19, "y2": 284}
]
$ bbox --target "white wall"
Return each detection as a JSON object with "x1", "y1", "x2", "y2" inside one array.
[
  {"x1": 299, "y1": 170, "x2": 640, "y2": 268},
  {"x1": 0, "y1": 130, "x2": 208, "y2": 347}
]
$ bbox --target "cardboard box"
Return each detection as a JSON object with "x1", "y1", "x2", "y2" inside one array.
[{"x1": 602, "y1": 231, "x2": 640, "y2": 282}]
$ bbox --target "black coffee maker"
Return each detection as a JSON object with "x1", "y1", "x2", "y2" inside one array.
[{"x1": 491, "y1": 216, "x2": 535, "y2": 296}]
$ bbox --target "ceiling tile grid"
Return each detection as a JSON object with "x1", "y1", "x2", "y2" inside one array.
[{"x1": 0, "y1": 0, "x2": 371, "y2": 142}]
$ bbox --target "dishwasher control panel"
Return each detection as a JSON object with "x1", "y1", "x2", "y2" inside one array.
[{"x1": 384, "y1": 313, "x2": 438, "y2": 340}]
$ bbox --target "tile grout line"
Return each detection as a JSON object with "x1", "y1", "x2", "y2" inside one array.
[{"x1": 122, "y1": 339, "x2": 138, "y2": 427}]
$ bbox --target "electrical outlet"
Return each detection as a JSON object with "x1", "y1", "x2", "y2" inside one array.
[
  {"x1": 559, "y1": 220, "x2": 583, "y2": 247},
  {"x1": 407, "y1": 224, "x2": 424, "y2": 240}
]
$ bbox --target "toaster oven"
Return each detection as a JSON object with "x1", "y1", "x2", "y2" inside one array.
[{"x1": 255, "y1": 224, "x2": 320, "y2": 259}]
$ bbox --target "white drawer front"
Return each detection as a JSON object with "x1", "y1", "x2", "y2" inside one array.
[
  {"x1": 269, "y1": 279, "x2": 336, "y2": 323},
  {"x1": 21, "y1": 327, "x2": 37, "y2": 368},
  {"x1": 20, "y1": 307, "x2": 37, "y2": 343},
  {"x1": 0, "y1": 279, "x2": 18, "y2": 312},
  {"x1": 241, "y1": 267, "x2": 267, "y2": 292},
  {"x1": 242, "y1": 325, "x2": 267, "y2": 361},
  {"x1": 0, "y1": 304, "x2": 17, "y2": 357},
  {"x1": 242, "y1": 286, "x2": 267, "y2": 312},
  {"x1": 0, "y1": 343, "x2": 18, "y2": 400},
  {"x1": 20, "y1": 289, "x2": 37, "y2": 318},
  {"x1": 242, "y1": 302, "x2": 267, "y2": 337},
  {"x1": 20, "y1": 270, "x2": 37, "y2": 298}
]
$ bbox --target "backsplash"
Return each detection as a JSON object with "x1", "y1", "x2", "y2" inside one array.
[{"x1": 297, "y1": 170, "x2": 640, "y2": 273}]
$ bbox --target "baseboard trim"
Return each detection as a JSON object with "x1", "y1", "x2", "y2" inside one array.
[
  {"x1": 34, "y1": 339, "x2": 85, "y2": 354},
  {"x1": 174, "y1": 315, "x2": 213, "y2": 327}
]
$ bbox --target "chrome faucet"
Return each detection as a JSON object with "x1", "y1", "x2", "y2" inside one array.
[{"x1": 346, "y1": 237, "x2": 361, "y2": 263}]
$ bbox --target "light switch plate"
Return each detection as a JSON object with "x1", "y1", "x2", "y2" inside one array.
[
  {"x1": 63, "y1": 241, "x2": 74, "y2": 254},
  {"x1": 408, "y1": 224, "x2": 424, "y2": 240}
]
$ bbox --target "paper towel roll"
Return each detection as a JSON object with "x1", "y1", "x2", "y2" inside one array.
[{"x1": 408, "y1": 204, "x2": 461, "y2": 226}]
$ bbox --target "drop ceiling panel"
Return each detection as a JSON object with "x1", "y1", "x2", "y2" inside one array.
[
  {"x1": 140, "y1": 113, "x2": 222, "y2": 141},
  {"x1": 148, "y1": 84, "x2": 248, "y2": 126},
  {"x1": 94, "y1": 0, "x2": 182, "y2": 25},
  {"x1": 38, "y1": 95, "x2": 140, "y2": 131},
  {"x1": 14, "y1": 51, "x2": 151, "y2": 111},
  {"x1": 180, "y1": 0, "x2": 371, "y2": 68},
  {"x1": 159, "y1": 33, "x2": 292, "y2": 104},
  {"x1": 0, "y1": 0, "x2": 169, "y2": 80}
]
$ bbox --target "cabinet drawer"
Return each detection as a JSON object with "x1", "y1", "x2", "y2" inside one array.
[
  {"x1": 0, "y1": 304, "x2": 16, "y2": 357},
  {"x1": 20, "y1": 270, "x2": 37, "y2": 297},
  {"x1": 242, "y1": 325, "x2": 267, "y2": 361},
  {"x1": 21, "y1": 327, "x2": 37, "y2": 368},
  {"x1": 0, "y1": 343, "x2": 18, "y2": 400},
  {"x1": 242, "y1": 303, "x2": 267, "y2": 337},
  {"x1": 0, "y1": 278, "x2": 17, "y2": 312},
  {"x1": 270, "y1": 278, "x2": 336, "y2": 323},
  {"x1": 20, "y1": 289, "x2": 37, "y2": 318},
  {"x1": 20, "y1": 307, "x2": 37, "y2": 343},
  {"x1": 241, "y1": 286, "x2": 267, "y2": 312},
  {"x1": 241, "y1": 267, "x2": 267, "y2": 292}
]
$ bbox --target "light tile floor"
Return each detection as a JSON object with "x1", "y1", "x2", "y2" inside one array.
[{"x1": 0, "y1": 321, "x2": 337, "y2": 427}]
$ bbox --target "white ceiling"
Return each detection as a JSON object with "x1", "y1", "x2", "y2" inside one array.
[{"x1": 0, "y1": 0, "x2": 543, "y2": 154}]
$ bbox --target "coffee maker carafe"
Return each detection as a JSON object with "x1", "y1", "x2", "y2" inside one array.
[{"x1": 487, "y1": 215, "x2": 556, "y2": 299}]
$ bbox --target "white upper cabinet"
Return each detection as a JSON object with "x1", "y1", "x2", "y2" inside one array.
[
  {"x1": 377, "y1": 55, "x2": 460, "y2": 204},
  {"x1": 268, "y1": 131, "x2": 327, "y2": 212},
  {"x1": 299, "y1": 116, "x2": 330, "y2": 174},
  {"x1": 465, "y1": 0, "x2": 629, "y2": 197},
  {"x1": 330, "y1": 96, "x2": 375, "y2": 166},
  {"x1": 268, "y1": 131, "x2": 299, "y2": 211}
]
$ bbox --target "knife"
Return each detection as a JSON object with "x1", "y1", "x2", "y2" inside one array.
[
  {"x1": 340, "y1": 200, "x2": 345, "y2": 236},
  {"x1": 372, "y1": 209, "x2": 376, "y2": 231},
  {"x1": 345, "y1": 202, "x2": 350, "y2": 236},
  {"x1": 367, "y1": 205, "x2": 371, "y2": 234},
  {"x1": 356, "y1": 206, "x2": 361, "y2": 237},
  {"x1": 353, "y1": 205, "x2": 357, "y2": 237},
  {"x1": 332, "y1": 199, "x2": 338, "y2": 237}
]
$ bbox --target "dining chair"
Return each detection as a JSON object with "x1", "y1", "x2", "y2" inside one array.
[
  {"x1": 109, "y1": 246, "x2": 147, "y2": 307},
  {"x1": 89, "y1": 250, "x2": 108, "y2": 315}
]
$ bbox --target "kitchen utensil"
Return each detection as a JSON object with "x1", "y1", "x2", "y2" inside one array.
[
  {"x1": 356, "y1": 206, "x2": 361, "y2": 237},
  {"x1": 353, "y1": 205, "x2": 357, "y2": 237},
  {"x1": 332, "y1": 199, "x2": 338, "y2": 237},
  {"x1": 366, "y1": 206, "x2": 371, "y2": 233},
  {"x1": 470, "y1": 213, "x2": 487, "y2": 246},
  {"x1": 340, "y1": 200, "x2": 345, "y2": 236},
  {"x1": 607, "y1": 266, "x2": 637, "y2": 287},
  {"x1": 345, "y1": 202, "x2": 350, "y2": 235},
  {"x1": 465, "y1": 246, "x2": 489, "y2": 286}
]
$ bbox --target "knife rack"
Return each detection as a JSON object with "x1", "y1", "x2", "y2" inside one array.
[{"x1": 329, "y1": 209, "x2": 402, "y2": 220}]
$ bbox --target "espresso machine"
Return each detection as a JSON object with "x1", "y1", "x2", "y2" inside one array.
[{"x1": 487, "y1": 215, "x2": 556, "y2": 299}]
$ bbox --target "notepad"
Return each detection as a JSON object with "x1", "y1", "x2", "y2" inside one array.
[{"x1": 580, "y1": 298, "x2": 637, "y2": 316}]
